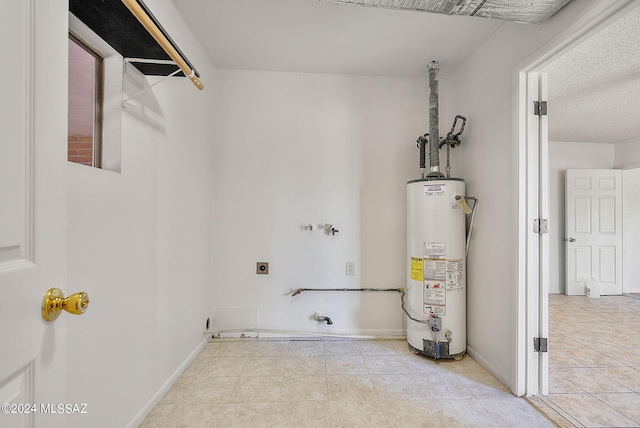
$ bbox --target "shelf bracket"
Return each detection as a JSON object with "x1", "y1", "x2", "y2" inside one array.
[{"x1": 122, "y1": 58, "x2": 182, "y2": 106}]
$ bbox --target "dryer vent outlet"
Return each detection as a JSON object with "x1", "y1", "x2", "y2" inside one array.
[{"x1": 256, "y1": 262, "x2": 269, "y2": 275}]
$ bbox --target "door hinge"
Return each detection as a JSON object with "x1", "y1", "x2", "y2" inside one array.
[
  {"x1": 534, "y1": 337, "x2": 548, "y2": 353},
  {"x1": 534, "y1": 101, "x2": 548, "y2": 116},
  {"x1": 533, "y1": 219, "x2": 548, "y2": 234}
]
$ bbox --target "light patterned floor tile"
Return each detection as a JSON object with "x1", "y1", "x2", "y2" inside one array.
[
  {"x1": 478, "y1": 397, "x2": 555, "y2": 427},
  {"x1": 284, "y1": 356, "x2": 326, "y2": 376},
  {"x1": 288, "y1": 340, "x2": 324, "y2": 356},
  {"x1": 560, "y1": 347, "x2": 625, "y2": 368},
  {"x1": 593, "y1": 393, "x2": 640, "y2": 425},
  {"x1": 549, "y1": 349, "x2": 588, "y2": 369},
  {"x1": 325, "y1": 355, "x2": 367, "y2": 375},
  {"x1": 412, "y1": 373, "x2": 473, "y2": 398},
  {"x1": 549, "y1": 369, "x2": 585, "y2": 394},
  {"x1": 363, "y1": 355, "x2": 408, "y2": 375},
  {"x1": 547, "y1": 393, "x2": 637, "y2": 427},
  {"x1": 212, "y1": 341, "x2": 255, "y2": 357},
  {"x1": 327, "y1": 374, "x2": 376, "y2": 401},
  {"x1": 594, "y1": 366, "x2": 640, "y2": 392},
  {"x1": 186, "y1": 376, "x2": 239, "y2": 404},
  {"x1": 457, "y1": 372, "x2": 513, "y2": 398},
  {"x1": 358, "y1": 340, "x2": 398, "y2": 355},
  {"x1": 279, "y1": 375, "x2": 328, "y2": 401},
  {"x1": 554, "y1": 367, "x2": 630, "y2": 393},
  {"x1": 399, "y1": 354, "x2": 448, "y2": 375},
  {"x1": 389, "y1": 339, "x2": 413, "y2": 355},
  {"x1": 241, "y1": 356, "x2": 286, "y2": 377},
  {"x1": 190, "y1": 356, "x2": 247, "y2": 376},
  {"x1": 218, "y1": 402, "x2": 278, "y2": 428},
  {"x1": 229, "y1": 376, "x2": 282, "y2": 402},
  {"x1": 251, "y1": 341, "x2": 290, "y2": 357},
  {"x1": 138, "y1": 403, "x2": 174, "y2": 428},
  {"x1": 329, "y1": 401, "x2": 387, "y2": 428},
  {"x1": 369, "y1": 374, "x2": 424, "y2": 401},
  {"x1": 159, "y1": 403, "x2": 221, "y2": 428},
  {"x1": 323, "y1": 340, "x2": 361, "y2": 356},
  {"x1": 547, "y1": 295, "x2": 640, "y2": 426},
  {"x1": 140, "y1": 338, "x2": 558, "y2": 428},
  {"x1": 275, "y1": 401, "x2": 331, "y2": 428}
]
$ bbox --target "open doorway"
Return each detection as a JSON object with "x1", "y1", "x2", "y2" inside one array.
[
  {"x1": 518, "y1": 1, "x2": 640, "y2": 402},
  {"x1": 543, "y1": 0, "x2": 640, "y2": 294}
]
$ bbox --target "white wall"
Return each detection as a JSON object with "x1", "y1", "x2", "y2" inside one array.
[
  {"x1": 443, "y1": 0, "x2": 612, "y2": 393},
  {"x1": 548, "y1": 142, "x2": 615, "y2": 293},
  {"x1": 623, "y1": 168, "x2": 640, "y2": 293},
  {"x1": 64, "y1": 1, "x2": 215, "y2": 426},
  {"x1": 615, "y1": 135, "x2": 640, "y2": 168},
  {"x1": 212, "y1": 70, "x2": 451, "y2": 337},
  {"x1": 617, "y1": 136, "x2": 640, "y2": 293}
]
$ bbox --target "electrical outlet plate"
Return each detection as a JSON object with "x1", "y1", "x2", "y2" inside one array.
[
  {"x1": 346, "y1": 262, "x2": 355, "y2": 276},
  {"x1": 256, "y1": 262, "x2": 269, "y2": 275}
]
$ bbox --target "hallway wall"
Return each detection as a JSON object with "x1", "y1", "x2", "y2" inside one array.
[
  {"x1": 443, "y1": 0, "x2": 617, "y2": 394},
  {"x1": 615, "y1": 135, "x2": 640, "y2": 167},
  {"x1": 618, "y1": 137, "x2": 640, "y2": 293},
  {"x1": 623, "y1": 168, "x2": 640, "y2": 293},
  {"x1": 64, "y1": 0, "x2": 215, "y2": 426}
]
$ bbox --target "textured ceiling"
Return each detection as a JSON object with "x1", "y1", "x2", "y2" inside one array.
[{"x1": 543, "y1": 6, "x2": 640, "y2": 144}]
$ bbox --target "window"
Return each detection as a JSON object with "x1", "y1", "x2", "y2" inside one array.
[
  {"x1": 68, "y1": 13, "x2": 123, "y2": 173},
  {"x1": 68, "y1": 34, "x2": 103, "y2": 167}
]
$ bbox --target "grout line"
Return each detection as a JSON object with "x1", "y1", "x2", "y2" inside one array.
[{"x1": 527, "y1": 395, "x2": 582, "y2": 427}]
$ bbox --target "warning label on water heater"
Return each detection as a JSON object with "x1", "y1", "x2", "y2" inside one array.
[
  {"x1": 424, "y1": 259, "x2": 446, "y2": 280},
  {"x1": 446, "y1": 259, "x2": 464, "y2": 291},
  {"x1": 424, "y1": 281, "x2": 446, "y2": 316},
  {"x1": 423, "y1": 242, "x2": 446, "y2": 260},
  {"x1": 424, "y1": 183, "x2": 446, "y2": 196},
  {"x1": 423, "y1": 242, "x2": 447, "y2": 315},
  {"x1": 410, "y1": 257, "x2": 423, "y2": 281}
]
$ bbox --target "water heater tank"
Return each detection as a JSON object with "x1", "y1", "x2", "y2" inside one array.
[{"x1": 406, "y1": 178, "x2": 466, "y2": 359}]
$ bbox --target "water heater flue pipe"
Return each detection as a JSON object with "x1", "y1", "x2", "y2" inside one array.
[{"x1": 427, "y1": 61, "x2": 444, "y2": 178}]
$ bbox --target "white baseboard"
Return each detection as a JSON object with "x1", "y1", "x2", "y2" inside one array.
[
  {"x1": 126, "y1": 337, "x2": 208, "y2": 428},
  {"x1": 209, "y1": 328, "x2": 406, "y2": 340},
  {"x1": 466, "y1": 345, "x2": 516, "y2": 396}
]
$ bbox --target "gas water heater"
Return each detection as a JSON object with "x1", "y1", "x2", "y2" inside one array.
[
  {"x1": 405, "y1": 61, "x2": 472, "y2": 360},
  {"x1": 406, "y1": 178, "x2": 466, "y2": 359}
]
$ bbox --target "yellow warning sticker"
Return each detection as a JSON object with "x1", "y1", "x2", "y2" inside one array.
[{"x1": 410, "y1": 257, "x2": 423, "y2": 281}]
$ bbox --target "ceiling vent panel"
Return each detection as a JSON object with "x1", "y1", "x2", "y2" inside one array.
[{"x1": 319, "y1": 0, "x2": 573, "y2": 24}]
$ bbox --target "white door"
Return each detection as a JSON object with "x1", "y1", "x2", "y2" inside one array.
[
  {"x1": 565, "y1": 169, "x2": 623, "y2": 295},
  {"x1": 0, "y1": 1, "x2": 70, "y2": 427}
]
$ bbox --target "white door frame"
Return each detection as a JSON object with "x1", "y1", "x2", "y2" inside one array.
[{"x1": 515, "y1": 0, "x2": 640, "y2": 396}]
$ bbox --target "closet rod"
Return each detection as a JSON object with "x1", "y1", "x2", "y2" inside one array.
[{"x1": 121, "y1": 0, "x2": 204, "y2": 90}]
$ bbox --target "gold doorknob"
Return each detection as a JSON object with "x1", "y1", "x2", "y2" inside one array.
[{"x1": 41, "y1": 288, "x2": 90, "y2": 321}]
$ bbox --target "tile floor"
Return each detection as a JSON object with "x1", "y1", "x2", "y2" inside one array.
[
  {"x1": 543, "y1": 294, "x2": 640, "y2": 427},
  {"x1": 140, "y1": 338, "x2": 553, "y2": 427}
]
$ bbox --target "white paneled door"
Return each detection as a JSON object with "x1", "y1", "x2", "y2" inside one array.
[
  {"x1": 0, "y1": 1, "x2": 69, "y2": 427},
  {"x1": 565, "y1": 169, "x2": 623, "y2": 295}
]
